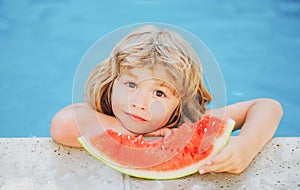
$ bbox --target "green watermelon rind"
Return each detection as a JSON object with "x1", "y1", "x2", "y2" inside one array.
[{"x1": 78, "y1": 117, "x2": 235, "y2": 180}]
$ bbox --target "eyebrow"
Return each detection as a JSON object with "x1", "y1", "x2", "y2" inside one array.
[{"x1": 155, "y1": 80, "x2": 179, "y2": 97}]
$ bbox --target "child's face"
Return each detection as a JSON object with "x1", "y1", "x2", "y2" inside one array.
[{"x1": 111, "y1": 67, "x2": 180, "y2": 134}]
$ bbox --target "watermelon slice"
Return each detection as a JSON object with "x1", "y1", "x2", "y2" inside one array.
[{"x1": 78, "y1": 115, "x2": 235, "y2": 179}]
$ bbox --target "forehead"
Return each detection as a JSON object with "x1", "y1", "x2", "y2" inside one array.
[{"x1": 120, "y1": 66, "x2": 178, "y2": 90}]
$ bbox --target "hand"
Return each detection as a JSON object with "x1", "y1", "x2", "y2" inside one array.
[
  {"x1": 145, "y1": 127, "x2": 174, "y2": 139},
  {"x1": 199, "y1": 136, "x2": 257, "y2": 174}
]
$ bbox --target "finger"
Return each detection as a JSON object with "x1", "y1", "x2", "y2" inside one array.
[
  {"x1": 211, "y1": 162, "x2": 235, "y2": 173},
  {"x1": 199, "y1": 150, "x2": 233, "y2": 174},
  {"x1": 144, "y1": 129, "x2": 165, "y2": 136},
  {"x1": 226, "y1": 163, "x2": 248, "y2": 174},
  {"x1": 199, "y1": 159, "x2": 233, "y2": 174},
  {"x1": 227, "y1": 169, "x2": 243, "y2": 174},
  {"x1": 162, "y1": 128, "x2": 173, "y2": 138},
  {"x1": 208, "y1": 148, "x2": 233, "y2": 165},
  {"x1": 145, "y1": 128, "x2": 173, "y2": 138},
  {"x1": 145, "y1": 130, "x2": 161, "y2": 136}
]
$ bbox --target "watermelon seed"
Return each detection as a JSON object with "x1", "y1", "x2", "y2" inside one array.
[
  {"x1": 212, "y1": 121, "x2": 216, "y2": 127},
  {"x1": 127, "y1": 135, "x2": 131, "y2": 140},
  {"x1": 204, "y1": 128, "x2": 207, "y2": 133},
  {"x1": 117, "y1": 132, "x2": 122, "y2": 136},
  {"x1": 161, "y1": 144, "x2": 165, "y2": 150}
]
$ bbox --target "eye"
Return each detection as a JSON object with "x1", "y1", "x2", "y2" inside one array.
[
  {"x1": 126, "y1": 82, "x2": 137, "y2": 89},
  {"x1": 154, "y1": 90, "x2": 166, "y2": 98}
]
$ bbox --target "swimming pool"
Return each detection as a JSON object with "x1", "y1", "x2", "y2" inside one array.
[{"x1": 0, "y1": 0, "x2": 299, "y2": 137}]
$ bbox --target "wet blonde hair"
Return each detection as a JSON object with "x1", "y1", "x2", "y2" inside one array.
[{"x1": 84, "y1": 25, "x2": 212, "y2": 127}]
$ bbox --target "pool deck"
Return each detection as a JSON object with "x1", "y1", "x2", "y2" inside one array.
[{"x1": 0, "y1": 137, "x2": 299, "y2": 190}]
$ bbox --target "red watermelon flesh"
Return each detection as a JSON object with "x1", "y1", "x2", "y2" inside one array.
[
  {"x1": 85, "y1": 122, "x2": 196, "y2": 168},
  {"x1": 78, "y1": 115, "x2": 235, "y2": 179}
]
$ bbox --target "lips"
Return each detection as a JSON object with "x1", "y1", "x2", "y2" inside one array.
[{"x1": 125, "y1": 112, "x2": 147, "y2": 122}]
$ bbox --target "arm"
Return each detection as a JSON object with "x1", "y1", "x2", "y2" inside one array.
[
  {"x1": 50, "y1": 103, "x2": 120, "y2": 148},
  {"x1": 223, "y1": 98, "x2": 282, "y2": 145},
  {"x1": 50, "y1": 104, "x2": 82, "y2": 147},
  {"x1": 200, "y1": 98, "x2": 283, "y2": 174}
]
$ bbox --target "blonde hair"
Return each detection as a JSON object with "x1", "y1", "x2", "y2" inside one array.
[{"x1": 84, "y1": 25, "x2": 212, "y2": 127}]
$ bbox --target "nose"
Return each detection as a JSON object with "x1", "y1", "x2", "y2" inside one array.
[{"x1": 129, "y1": 90, "x2": 149, "y2": 111}]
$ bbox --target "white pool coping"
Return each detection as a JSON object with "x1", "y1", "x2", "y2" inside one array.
[{"x1": 0, "y1": 137, "x2": 299, "y2": 190}]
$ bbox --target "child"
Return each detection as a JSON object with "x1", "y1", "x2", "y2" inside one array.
[{"x1": 50, "y1": 25, "x2": 283, "y2": 174}]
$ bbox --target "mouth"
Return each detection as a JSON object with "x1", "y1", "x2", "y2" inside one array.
[{"x1": 125, "y1": 112, "x2": 147, "y2": 122}]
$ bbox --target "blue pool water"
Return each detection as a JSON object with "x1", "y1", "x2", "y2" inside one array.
[{"x1": 0, "y1": 0, "x2": 299, "y2": 137}]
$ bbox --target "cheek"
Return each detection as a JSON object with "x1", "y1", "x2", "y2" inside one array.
[
  {"x1": 150, "y1": 100, "x2": 165, "y2": 113},
  {"x1": 149, "y1": 100, "x2": 172, "y2": 123},
  {"x1": 111, "y1": 85, "x2": 129, "y2": 111}
]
